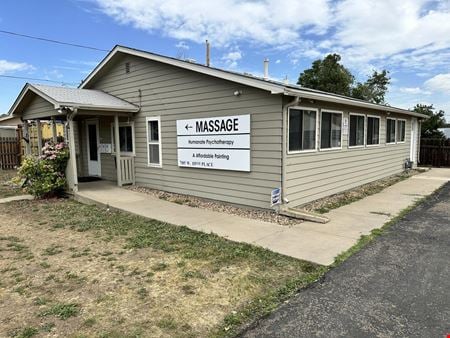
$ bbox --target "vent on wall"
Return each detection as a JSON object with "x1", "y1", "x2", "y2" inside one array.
[{"x1": 125, "y1": 62, "x2": 130, "y2": 74}]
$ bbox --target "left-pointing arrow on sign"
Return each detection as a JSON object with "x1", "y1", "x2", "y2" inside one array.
[{"x1": 185, "y1": 124, "x2": 193, "y2": 131}]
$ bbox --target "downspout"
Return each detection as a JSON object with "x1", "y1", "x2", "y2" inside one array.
[{"x1": 281, "y1": 95, "x2": 300, "y2": 210}]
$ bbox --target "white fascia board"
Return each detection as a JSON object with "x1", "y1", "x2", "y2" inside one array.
[
  {"x1": 284, "y1": 89, "x2": 428, "y2": 119},
  {"x1": 57, "y1": 103, "x2": 139, "y2": 113},
  {"x1": 80, "y1": 46, "x2": 285, "y2": 94}
]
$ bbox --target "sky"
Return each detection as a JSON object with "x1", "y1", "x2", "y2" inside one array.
[{"x1": 1, "y1": 0, "x2": 450, "y2": 119}]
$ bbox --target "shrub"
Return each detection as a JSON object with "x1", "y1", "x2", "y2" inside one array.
[{"x1": 18, "y1": 142, "x2": 70, "y2": 198}]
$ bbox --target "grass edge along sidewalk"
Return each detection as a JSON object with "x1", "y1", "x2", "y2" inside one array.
[{"x1": 227, "y1": 186, "x2": 442, "y2": 338}]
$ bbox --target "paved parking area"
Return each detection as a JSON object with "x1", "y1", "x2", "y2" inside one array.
[{"x1": 241, "y1": 182, "x2": 450, "y2": 338}]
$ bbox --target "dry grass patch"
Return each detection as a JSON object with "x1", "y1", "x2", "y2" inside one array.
[
  {"x1": 0, "y1": 170, "x2": 23, "y2": 198},
  {"x1": 0, "y1": 199, "x2": 322, "y2": 337}
]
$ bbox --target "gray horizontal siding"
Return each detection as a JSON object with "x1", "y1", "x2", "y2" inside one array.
[
  {"x1": 87, "y1": 55, "x2": 283, "y2": 208},
  {"x1": 21, "y1": 95, "x2": 55, "y2": 120},
  {"x1": 285, "y1": 103, "x2": 412, "y2": 207}
]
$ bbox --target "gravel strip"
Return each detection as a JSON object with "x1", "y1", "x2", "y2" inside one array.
[
  {"x1": 125, "y1": 186, "x2": 302, "y2": 226},
  {"x1": 299, "y1": 170, "x2": 422, "y2": 214}
]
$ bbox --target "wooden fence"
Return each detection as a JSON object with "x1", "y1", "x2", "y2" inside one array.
[
  {"x1": 0, "y1": 135, "x2": 21, "y2": 170},
  {"x1": 420, "y1": 138, "x2": 450, "y2": 167}
]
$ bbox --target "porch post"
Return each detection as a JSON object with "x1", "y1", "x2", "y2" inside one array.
[
  {"x1": 67, "y1": 116, "x2": 79, "y2": 193},
  {"x1": 114, "y1": 114, "x2": 122, "y2": 186},
  {"x1": 36, "y1": 119, "x2": 43, "y2": 154},
  {"x1": 51, "y1": 118, "x2": 57, "y2": 143},
  {"x1": 23, "y1": 121, "x2": 31, "y2": 155}
]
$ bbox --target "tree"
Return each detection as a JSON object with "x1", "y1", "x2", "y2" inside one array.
[
  {"x1": 352, "y1": 70, "x2": 390, "y2": 104},
  {"x1": 297, "y1": 54, "x2": 354, "y2": 97},
  {"x1": 413, "y1": 104, "x2": 446, "y2": 138},
  {"x1": 297, "y1": 54, "x2": 391, "y2": 104}
]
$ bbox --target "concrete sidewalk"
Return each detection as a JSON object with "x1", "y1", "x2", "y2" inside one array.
[{"x1": 75, "y1": 168, "x2": 450, "y2": 265}]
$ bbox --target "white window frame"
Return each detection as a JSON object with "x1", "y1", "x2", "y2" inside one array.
[
  {"x1": 146, "y1": 116, "x2": 162, "y2": 167},
  {"x1": 110, "y1": 121, "x2": 135, "y2": 156},
  {"x1": 319, "y1": 109, "x2": 343, "y2": 151},
  {"x1": 348, "y1": 113, "x2": 366, "y2": 149},
  {"x1": 287, "y1": 106, "x2": 319, "y2": 154},
  {"x1": 366, "y1": 115, "x2": 381, "y2": 147},
  {"x1": 386, "y1": 117, "x2": 397, "y2": 145},
  {"x1": 396, "y1": 119, "x2": 407, "y2": 144}
]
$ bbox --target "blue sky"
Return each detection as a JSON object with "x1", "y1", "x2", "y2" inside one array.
[{"x1": 1, "y1": 0, "x2": 450, "y2": 119}]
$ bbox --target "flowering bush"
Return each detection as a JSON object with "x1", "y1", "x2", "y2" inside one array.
[{"x1": 18, "y1": 142, "x2": 70, "y2": 198}]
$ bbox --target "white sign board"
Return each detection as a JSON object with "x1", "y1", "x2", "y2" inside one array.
[
  {"x1": 176, "y1": 114, "x2": 251, "y2": 171},
  {"x1": 342, "y1": 117, "x2": 349, "y2": 135},
  {"x1": 271, "y1": 188, "x2": 281, "y2": 206}
]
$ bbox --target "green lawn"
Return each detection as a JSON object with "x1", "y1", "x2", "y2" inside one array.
[{"x1": 0, "y1": 198, "x2": 324, "y2": 337}]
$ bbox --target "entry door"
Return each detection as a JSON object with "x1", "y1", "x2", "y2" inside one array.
[
  {"x1": 410, "y1": 118, "x2": 418, "y2": 164},
  {"x1": 86, "y1": 120, "x2": 101, "y2": 176}
]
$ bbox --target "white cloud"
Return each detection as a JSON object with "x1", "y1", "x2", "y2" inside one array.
[
  {"x1": 424, "y1": 73, "x2": 450, "y2": 92},
  {"x1": 0, "y1": 60, "x2": 34, "y2": 75},
  {"x1": 94, "y1": 0, "x2": 331, "y2": 47},
  {"x1": 275, "y1": 59, "x2": 281, "y2": 64},
  {"x1": 221, "y1": 50, "x2": 242, "y2": 68},
  {"x1": 399, "y1": 87, "x2": 431, "y2": 95},
  {"x1": 175, "y1": 41, "x2": 189, "y2": 50}
]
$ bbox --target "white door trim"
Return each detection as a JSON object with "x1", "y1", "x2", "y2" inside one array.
[{"x1": 85, "y1": 119, "x2": 101, "y2": 177}]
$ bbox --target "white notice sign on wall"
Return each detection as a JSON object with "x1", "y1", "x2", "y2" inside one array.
[{"x1": 176, "y1": 114, "x2": 251, "y2": 171}]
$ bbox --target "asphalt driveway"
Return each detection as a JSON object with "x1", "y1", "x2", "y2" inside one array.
[{"x1": 241, "y1": 183, "x2": 450, "y2": 338}]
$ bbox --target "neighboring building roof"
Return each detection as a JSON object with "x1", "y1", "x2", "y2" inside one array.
[
  {"x1": 0, "y1": 114, "x2": 21, "y2": 126},
  {"x1": 81, "y1": 45, "x2": 428, "y2": 119},
  {"x1": 438, "y1": 128, "x2": 450, "y2": 139},
  {"x1": 8, "y1": 83, "x2": 139, "y2": 116}
]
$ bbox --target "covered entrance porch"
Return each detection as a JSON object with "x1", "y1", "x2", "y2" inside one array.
[{"x1": 7, "y1": 83, "x2": 140, "y2": 193}]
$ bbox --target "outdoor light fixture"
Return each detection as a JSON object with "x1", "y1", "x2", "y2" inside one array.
[{"x1": 234, "y1": 90, "x2": 242, "y2": 96}]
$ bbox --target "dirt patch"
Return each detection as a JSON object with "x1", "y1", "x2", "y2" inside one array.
[
  {"x1": 0, "y1": 199, "x2": 319, "y2": 337},
  {"x1": 300, "y1": 170, "x2": 422, "y2": 214},
  {"x1": 126, "y1": 186, "x2": 301, "y2": 226},
  {"x1": 0, "y1": 170, "x2": 23, "y2": 199}
]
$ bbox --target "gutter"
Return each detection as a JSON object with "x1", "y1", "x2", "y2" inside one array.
[{"x1": 283, "y1": 89, "x2": 428, "y2": 119}]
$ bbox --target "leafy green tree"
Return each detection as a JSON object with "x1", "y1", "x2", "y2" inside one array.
[
  {"x1": 413, "y1": 104, "x2": 446, "y2": 138},
  {"x1": 352, "y1": 70, "x2": 390, "y2": 104},
  {"x1": 297, "y1": 54, "x2": 354, "y2": 96},
  {"x1": 297, "y1": 54, "x2": 390, "y2": 104}
]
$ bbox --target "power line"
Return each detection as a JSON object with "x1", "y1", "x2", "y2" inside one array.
[
  {"x1": 0, "y1": 29, "x2": 109, "y2": 52},
  {"x1": 0, "y1": 74, "x2": 78, "y2": 86}
]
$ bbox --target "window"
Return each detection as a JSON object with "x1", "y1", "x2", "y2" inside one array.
[
  {"x1": 320, "y1": 111, "x2": 342, "y2": 149},
  {"x1": 366, "y1": 116, "x2": 380, "y2": 145},
  {"x1": 349, "y1": 114, "x2": 365, "y2": 147},
  {"x1": 146, "y1": 116, "x2": 161, "y2": 166},
  {"x1": 111, "y1": 122, "x2": 134, "y2": 155},
  {"x1": 397, "y1": 119, "x2": 406, "y2": 142},
  {"x1": 288, "y1": 108, "x2": 317, "y2": 152},
  {"x1": 386, "y1": 118, "x2": 396, "y2": 143}
]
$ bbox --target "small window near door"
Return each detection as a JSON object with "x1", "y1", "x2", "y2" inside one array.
[
  {"x1": 367, "y1": 116, "x2": 380, "y2": 145},
  {"x1": 146, "y1": 116, "x2": 162, "y2": 166},
  {"x1": 386, "y1": 118, "x2": 396, "y2": 144},
  {"x1": 111, "y1": 122, "x2": 135, "y2": 155},
  {"x1": 349, "y1": 114, "x2": 365, "y2": 147},
  {"x1": 320, "y1": 111, "x2": 342, "y2": 149},
  {"x1": 397, "y1": 119, "x2": 406, "y2": 143}
]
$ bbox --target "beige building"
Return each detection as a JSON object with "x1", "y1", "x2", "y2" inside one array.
[{"x1": 7, "y1": 45, "x2": 427, "y2": 209}]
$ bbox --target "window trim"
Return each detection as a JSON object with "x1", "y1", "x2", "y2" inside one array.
[
  {"x1": 386, "y1": 117, "x2": 397, "y2": 145},
  {"x1": 348, "y1": 113, "x2": 366, "y2": 149},
  {"x1": 366, "y1": 115, "x2": 381, "y2": 147},
  {"x1": 396, "y1": 118, "x2": 407, "y2": 144},
  {"x1": 146, "y1": 116, "x2": 162, "y2": 167},
  {"x1": 110, "y1": 121, "x2": 135, "y2": 156},
  {"x1": 319, "y1": 109, "x2": 343, "y2": 151},
  {"x1": 287, "y1": 106, "x2": 319, "y2": 155}
]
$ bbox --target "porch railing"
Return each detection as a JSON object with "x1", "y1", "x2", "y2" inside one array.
[{"x1": 119, "y1": 156, "x2": 135, "y2": 185}]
